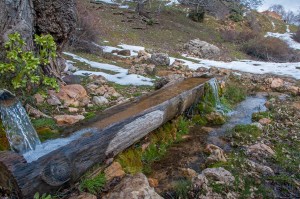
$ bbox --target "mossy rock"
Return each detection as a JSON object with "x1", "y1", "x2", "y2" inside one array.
[{"x1": 205, "y1": 112, "x2": 226, "y2": 126}]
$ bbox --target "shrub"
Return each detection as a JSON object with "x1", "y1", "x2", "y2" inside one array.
[
  {"x1": 242, "y1": 37, "x2": 299, "y2": 62},
  {"x1": 292, "y1": 28, "x2": 300, "y2": 43},
  {"x1": 188, "y1": 10, "x2": 205, "y2": 22},
  {"x1": 221, "y1": 29, "x2": 258, "y2": 44},
  {"x1": 0, "y1": 33, "x2": 59, "y2": 91},
  {"x1": 80, "y1": 172, "x2": 106, "y2": 195}
]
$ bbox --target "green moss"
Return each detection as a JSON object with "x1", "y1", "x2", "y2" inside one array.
[
  {"x1": 222, "y1": 82, "x2": 247, "y2": 106},
  {"x1": 252, "y1": 111, "x2": 272, "y2": 122},
  {"x1": 117, "y1": 148, "x2": 143, "y2": 174},
  {"x1": 0, "y1": 121, "x2": 10, "y2": 151},
  {"x1": 32, "y1": 118, "x2": 57, "y2": 129},
  {"x1": 36, "y1": 127, "x2": 60, "y2": 142},
  {"x1": 227, "y1": 124, "x2": 262, "y2": 146},
  {"x1": 80, "y1": 172, "x2": 106, "y2": 195},
  {"x1": 174, "y1": 179, "x2": 192, "y2": 198}
]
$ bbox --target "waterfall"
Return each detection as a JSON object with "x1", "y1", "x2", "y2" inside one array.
[
  {"x1": 0, "y1": 90, "x2": 41, "y2": 153},
  {"x1": 208, "y1": 78, "x2": 227, "y2": 114}
]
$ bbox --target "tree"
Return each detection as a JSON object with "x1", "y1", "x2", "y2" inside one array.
[
  {"x1": 239, "y1": 0, "x2": 263, "y2": 10},
  {"x1": 0, "y1": 0, "x2": 77, "y2": 81}
]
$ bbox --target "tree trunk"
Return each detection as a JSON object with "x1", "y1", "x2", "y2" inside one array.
[{"x1": 0, "y1": 0, "x2": 77, "y2": 78}]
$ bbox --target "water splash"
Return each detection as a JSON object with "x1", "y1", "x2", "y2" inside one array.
[
  {"x1": 0, "y1": 90, "x2": 41, "y2": 153},
  {"x1": 208, "y1": 78, "x2": 227, "y2": 113}
]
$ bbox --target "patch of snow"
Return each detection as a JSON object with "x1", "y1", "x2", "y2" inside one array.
[
  {"x1": 117, "y1": 44, "x2": 145, "y2": 52},
  {"x1": 286, "y1": 25, "x2": 290, "y2": 33},
  {"x1": 103, "y1": 40, "x2": 109, "y2": 43},
  {"x1": 64, "y1": 52, "x2": 153, "y2": 86},
  {"x1": 94, "y1": 0, "x2": 118, "y2": 5},
  {"x1": 166, "y1": 0, "x2": 180, "y2": 6},
  {"x1": 266, "y1": 32, "x2": 300, "y2": 50},
  {"x1": 181, "y1": 55, "x2": 300, "y2": 80}
]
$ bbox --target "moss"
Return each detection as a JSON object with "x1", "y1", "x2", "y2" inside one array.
[
  {"x1": 226, "y1": 124, "x2": 262, "y2": 146},
  {"x1": 36, "y1": 127, "x2": 60, "y2": 142},
  {"x1": 79, "y1": 172, "x2": 106, "y2": 195},
  {"x1": 32, "y1": 118, "x2": 57, "y2": 129},
  {"x1": 252, "y1": 111, "x2": 272, "y2": 122},
  {"x1": 117, "y1": 148, "x2": 143, "y2": 174},
  {"x1": 0, "y1": 121, "x2": 10, "y2": 151},
  {"x1": 222, "y1": 82, "x2": 247, "y2": 106},
  {"x1": 174, "y1": 179, "x2": 192, "y2": 198}
]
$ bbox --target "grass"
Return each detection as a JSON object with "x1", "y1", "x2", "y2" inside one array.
[
  {"x1": 174, "y1": 179, "x2": 192, "y2": 199},
  {"x1": 80, "y1": 172, "x2": 107, "y2": 195},
  {"x1": 252, "y1": 111, "x2": 273, "y2": 122},
  {"x1": 117, "y1": 148, "x2": 143, "y2": 174},
  {"x1": 222, "y1": 82, "x2": 247, "y2": 106},
  {"x1": 226, "y1": 124, "x2": 262, "y2": 146},
  {"x1": 31, "y1": 118, "x2": 61, "y2": 142}
]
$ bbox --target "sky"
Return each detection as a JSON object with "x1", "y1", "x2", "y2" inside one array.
[{"x1": 258, "y1": 0, "x2": 300, "y2": 12}]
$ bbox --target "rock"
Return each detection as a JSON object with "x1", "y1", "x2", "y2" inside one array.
[
  {"x1": 170, "y1": 59, "x2": 188, "y2": 70},
  {"x1": 25, "y1": 104, "x2": 51, "y2": 119},
  {"x1": 258, "y1": 118, "x2": 272, "y2": 125},
  {"x1": 54, "y1": 115, "x2": 85, "y2": 126},
  {"x1": 148, "y1": 178, "x2": 159, "y2": 187},
  {"x1": 68, "y1": 107, "x2": 79, "y2": 113},
  {"x1": 202, "y1": 167, "x2": 235, "y2": 185},
  {"x1": 205, "y1": 112, "x2": 226, "y2": 125},
  {"x1": 93, "y1": 96, "x2": 109, "y2": 106},
  {"x1": 204, "y1": 144, "x2": 227, "y2": 164},
  {"x1": 150, "y1": 53, "x2": 170, "y2": 66},
  {"x1": 33, "y1": 93, "x2": 45, "y2": 104},
  {"x1": 129, "y1": 64, "x2": 156, "y2": 76},
  {"x1": 54, "y1": 84, "x2": 90, "y2": 107},
  {"x1": 104, "y1": 162, "x2": 125, "y2": 182},
  {"x1": 68, "y1": 192, "x2": 97, "y2": 199},
  {"x1": 184, "y1": 39, "x2": 220, "y2": 58},
  {"x1": 201, "y1": 127, "x2": 214, "y2": 133},
  {"x1": 287, "y1": 85, "x2": 300, "y2": 95},
  {"x1": 246, "y1": 160, "x2": 274, "y2": 176},
  {"x1": 251, "y1": 122, "x2": 263, "y2": 130},
  {"x1": 180, "y1": 168, "x2": 198, "y2": 179},
  {"x1": 134, "y1": 50, "x2": 151, "y2": 63},
  {"x1": 63, "y1": 75, "x2": 82, "y2": 85},
  {"x1": 292, "y1": 102, "x2": 300, "y2": 110},
  {"x1": 117, "y1": 49, "x2": 131, "y2": 56},
  {"x1": 247, "y1": 143, "x2": 275, "y2": 157},
  {"x1": 270, "y1": 78, "x2": 284, "y2": 89},
  {"x1": 102, "y1": 173, "x2": 163, "y2": 199},
  {"x1": 47, "y1": 92, "x2": 61, "y2": 105}
]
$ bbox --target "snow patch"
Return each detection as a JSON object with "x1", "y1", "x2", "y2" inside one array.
[{"x1": 266, "y1": 32, "x2": 300, "y2": 50}]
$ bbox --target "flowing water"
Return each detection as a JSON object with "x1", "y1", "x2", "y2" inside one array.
[{"x1": 0, "y1": 90, "x2": 41, "y2": 154}]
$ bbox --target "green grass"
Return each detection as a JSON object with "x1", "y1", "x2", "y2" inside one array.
[
  {"x1": 174, "y1": 179, "x2": 192, "y2": 199},
  {"x1": 31, "y1": 118, "x2": 57, "y2": 129},
  {"x1": 222, "y1": 82, "x2": 247, "y2": 106},
  {"x1": 80, "y1": 172, "x2": 107, "y2": 195},
  {"x1": 117, "y1": 148, "x2": 143, "y2": 174},
  {"x1": 252, "y1": 111, "x2": 273, "y2": 122},
  {"x1": 226, "y1": 124, "x2": 262, "y2": 146}
]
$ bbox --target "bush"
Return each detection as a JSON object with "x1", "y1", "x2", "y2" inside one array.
[
  {"x1": 292, "y1": 28, "x2": 300, "y2": 43},
  {"x1": 242, "y1": 37, "x2": 300, "y2": 62},
  {"x1": 221, "y1": 29, "x2": 258, "y2": 44},
  {"x1": 188, "y1": 10, "x2": 205, "y2": 22}
]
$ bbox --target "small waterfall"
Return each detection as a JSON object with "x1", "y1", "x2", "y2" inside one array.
[
  {"x1": 0, "y1": 90, "x2": 41, "y2": 153},
  {"x1": 208, "y1": 78, "x2": 225, "y2": 113}
]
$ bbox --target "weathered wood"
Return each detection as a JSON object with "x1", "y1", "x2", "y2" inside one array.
[{"x1": 0, "y1": 77, "x2": 210, "y2": 198}]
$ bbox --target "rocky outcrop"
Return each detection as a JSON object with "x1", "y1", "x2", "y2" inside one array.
[
  {"x1": 150, "y1": 53, "x2": 170, "y2": 66},
  {"x1": 129, "y1": 64, "x2": 156, "y2": 76},
  {"x1": 104, "y1": 162, "x2": 125, "y2": 182},
  {"x1": 201, "y1": 167, "x2": 235, "y2": 185},
  {"x1": 184, "y1": 39, "x2": 220, "y2": 58},
  {"x1": 54, "y1": 114, "x2": 85, "y2": 125},
  {"x1": 102, "y1": 173, "x2": 163, "y2": 199}
]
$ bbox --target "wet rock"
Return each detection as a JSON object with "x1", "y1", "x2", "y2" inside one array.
[
  {"x1": 117, "y1": 49, "x2": 131, "y2": 56},
  {"x1": 246, "y1": 159, "x2": 274, "y2": 176},
  {"x1": 202, "y1": 167, "x2": 235, "y2": 185},
  {"x1": 150, "y1": 53, "x2": 170, "y2": 66},
  {"x1": 258, "y1": 118, "x2": 272, "y2": 125},
  {"x1": 93, "y1": 96, "x2": 109, "y2": 106},
  {"x1": 184, "y1": 39, "x2": 220, "y2": 58},
  {"x1": 270, "y1": 78, "x2": 284, "y2": 89},
  {"x1": 54, "y1": 115, "x2": 85, "y2": 126},
  {"x1": 102, "y1": 173, "x2": 163, "y2": 199},
  {"x1": 204, "y1": 144, "x2": 227, "y2": 164},
  {"x1": 148, "y1": 178, "x2": 159, "y2": 187},
  {"x1": 104, "y1": 162, "x2": 125, "y2": 182},
  {"x1": 205, "y1": 112, "x2": 226, "y2": 125},
  {"x1": 68, "y1": 192, "x2": 97, "y2": 199},
  {"x1": 53, "y1": 84, "x2": 90, "y2": 107},
  {"x1": 63, "y1": 75, "x2": 82, "y2": 85},
  {"x1": 180, "y1": 168, "x2": 198, "y2": 179}
]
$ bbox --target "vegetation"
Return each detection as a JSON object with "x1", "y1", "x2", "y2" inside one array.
[
  {"x1": 293, "y1": 28, "x2": 300, "y2": 43},
  {"x1": 226, "y1": 124, "x2": 262, "y2": 146},
  {"x1": 80, "y1": 172, "x2": 107, "y2": 195},
  {"x1": 252, "y1": 111, "x2": 273, "y2": 121},
  {"x1": 222, "y1": 81, "x2": 247, "y2": 106},
  {"x1": 0, "y1": 33, "x2": 59, "y2": 93},
  {"x1": 174, "y1": 179, "x2": 192, "y2": 198},
  {"x1": 33, "y1": 193, "x2": 52, "y2": 199}
]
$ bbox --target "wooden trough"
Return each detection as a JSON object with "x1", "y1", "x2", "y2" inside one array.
[{"x1": 0, "y1": 77, "x2": 210, "y2": 198}]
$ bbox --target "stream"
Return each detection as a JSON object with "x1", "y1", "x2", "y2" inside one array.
[{"x1": 149, "y1": 93, "x2": 267, "y2": 196}]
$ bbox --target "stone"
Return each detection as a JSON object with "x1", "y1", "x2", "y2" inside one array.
[
  {"x1": 54, "y1": 115, "x2": 85, "y2": 126},
  {"x1": 93, "y1": 96, "x2": 109, "y2": 106},
  {"x1": 201, "y1": 127, "x2": 214, "y2": 133},
  {"x1": 129, "y1": 64, "x2": 156, "y2": 76},
  {"x1": 202, "y1": 167, "x2": 235, "y2": 185},
  {"x1": 180, "y1": 168, "x2": 198, "y2": 179},
  {"x1": 68, "y1": 107, "x2": 79, "y2": 113},
  {"x1": 258, "y1": 118, "x2": 272, "y2": 125},
  {"x1": 204, "y1": 144, "x2": 227, "y2": 164},
  {"x1": 246, "y1": 160, "x2": 274, "y2": 176},
  {"x1": 63, "y1": 75, "x2": 82, "y2": 85},
  {"x1": 54, "y1": 84, "x2": 90, "y2": 107},
  {"x1": 47, "y1": 93, "x2": 62, "y2": 106},
  {"x1": 251, "y1": 122, "x2": 263, "y2": 130},
  {"x1": 184, "y1": 39, "x2": 220, "y2": 58},
  {"x1": 150, "y1": 53, "x2": 170, "y2": 66},
  {"x1": 104, "y1": 162, "x2": 125, "y2": 182},
  {"x1": 205, "y1": 112, "x2": 226, "y2": 125},
  {"x1": 170, "y1": 59, "x2": 188, "y2": 70},
  {"x1": 287, "y1": 85, "x2": 300, "y2": 95},
  {"x1": 270, "y1": 78, "x2": 284, "y2": 89},
  {"x1": 148, "y1": 178, "x2": 159, "y2": 187},
  {"x1": 68, "y1": 192, "x2": 97, "y2": 199},
  {"x1": 33, "y1": 93, "x2": 45, "y2": 104},
  {"x1": 94, "y1": 86, "x2": 107, "y2": 96},
  {"x1": 117, "y1": 49, "x2": 131, "y2": 56},
  {"x1": 247, "y1": 143, "x2": 275, "y2": 156},
  {"x1": 102, "y1": 173, "x2": 163, "y2": 199},
  {"x1": 25, "y1": 104, "x2": 51, "y2": 118}
]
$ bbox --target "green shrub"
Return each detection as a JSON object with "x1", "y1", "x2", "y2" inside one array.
[
  {"x1": 0, "y1": 33, "x2": 59, "y2": 92},
  {"x1": 80, "y1": 172, "x2": 106, "y2": 195},
  {"x1": 229, "y1": 13, "x2": 243, "y2": 22},
  {"x1": 189, "y1": 10, "x2": 205, "y2": 22}
]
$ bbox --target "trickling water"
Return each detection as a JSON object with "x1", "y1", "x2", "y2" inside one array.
[
  {"x1": 0, "y1": 90, "x2": 41, "y2": 154},
  {"x1": 208, "y1": 78, "x2": 227, "y2": 113}
]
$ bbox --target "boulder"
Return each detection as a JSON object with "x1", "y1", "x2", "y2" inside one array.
[
  {"x1": 247, "y1": 143, "x2": 275, "y2": 157},
  {"x1": 205, "y1": 112, "x2": 226, "y2": 125},
  {"x1": 129, "y1": 64, "x2": 156, "y2": 76},
  {"x1": 117, "y1": 49, "x2": 131, "y2": 56},
  {"x1": 150, "y1": 53, "x2": 170, "y2": 66},
  {"x1": 93, "y1": 96, "x2": 109, "y2": 106},
  {"x1": 47, "y1": 93, "x2": 61, "y2": 106},
  {"x1": 104, "y1": 162, "x2": 125, "y2": 182},
  {"x1": 246, "y1": 160, "x2": 274, "y2": 176},
  {"x1": 204, "y1": 144, "x2": 227, "y2": 164},
  {"x1": 63, "y1": 75, "x2": 82, "y2": 85},
  {"x1": 102, "y1": 173, "x2": 163, "y2": 199},
  {"x1": 270, "y1": 78, "x2": 284, "y2": 89},
  {"x1": 54, "y1": 115, "x2": 85, "y2": 126},
  {"x1": 202, "y1": 167, "x2": 235, "y2": 185},
  {"x1": 184, "y1": 39, "x2": 220, "y2": 58}
]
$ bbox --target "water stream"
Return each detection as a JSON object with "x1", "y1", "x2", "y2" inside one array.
[{"x1": 0, "y1": 90, "x2": 41, "y2": 154}]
